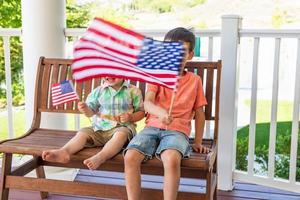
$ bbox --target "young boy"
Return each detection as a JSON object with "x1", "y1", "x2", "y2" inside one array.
[
  {"x1": 124, "y1": 27, "x2": 210, "y2": 200},
  {"x1": 42, "y1": 77, "x2": 144, "y2": 170}
]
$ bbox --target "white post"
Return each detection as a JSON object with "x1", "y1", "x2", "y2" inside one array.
[
  {"x1": 21, "y1": 0, "x2": 67, "y2": 129},
  {"x1": 218, "y1": 15, "x2": 242, "y2": 190}
]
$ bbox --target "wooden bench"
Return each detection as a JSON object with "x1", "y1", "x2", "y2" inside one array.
[{"x1": 0, "y1": 57, "x2": 221, "y2": 200}]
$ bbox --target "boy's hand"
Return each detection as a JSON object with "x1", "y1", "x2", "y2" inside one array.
[
  {"x1": 192, "y1": 143, "x2": 210, "y2": 154},
  {"x1": 158, "y1": 112, "x2": 173, "y2": 125},
  {"x1": 78, "y1": 102, "x2": 90, "y2": 115},
  {"x1": 119, "y1": 113, "x2": 132, "y2": 123}
]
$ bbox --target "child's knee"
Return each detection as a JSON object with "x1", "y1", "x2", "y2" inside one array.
[
  {"x1": 161, "y1": 150, "x2": 181, "y2": 169},
  {"x1": 76, "y1": 131, "x2": 90, "y2": 139},
  {"x1": 113, "y1": 130, "x2": 129, "y2": 140},
  {"x1": 124, "y1": 149, "x2": 143, "y2": 165}
]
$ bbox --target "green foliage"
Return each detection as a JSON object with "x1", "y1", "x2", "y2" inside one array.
[
  {"x1": 236, "y1": 137, "x2": 248, "y2": 171},
  {"x1": 92, "y1": 5, "x2": 131, "y2": 28},
  {"x1": 0, "y1": 0, "x2": 22, "y2": 28},
  {"x1": 0, "y1": 0, "x2": 93, "y2": 107},
  {"x1": 236, "y1": 121, "x2": 300, "y2": 181},
  {"x1": 272, "y1": 7, "x2": 288, "y2": 28},
  {"x1": 128, "y1": 0, "x2": 205, "y2": 13},
  {"x1": 66, "y1": 0, "x2": 94, "y2": 28}
]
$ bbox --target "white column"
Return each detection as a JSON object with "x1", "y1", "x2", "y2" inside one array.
[
  {"x1": 218, "y1": 15, "x2": 242, "y2": 190},
  {"x1": 21, "y1": 0, "x2": 67, "y2": 129}
]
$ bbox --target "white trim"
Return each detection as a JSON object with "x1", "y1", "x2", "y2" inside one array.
[
  {"x1": 234, "y1": 171, "x2": 300, "y2": 193},
  {"x1": 240, "y1": 29, "x2": 300, "y2": 38},
  {"x1": 0, "y1": 28, "x2": 21, "y2": 36},
  {"x1": 247, "y1": 37, "x2": 260, "y2": 176},
  {"x1": 3, "y1": 37, "x2": 14, "y2": 139},
  {"x1": 268, "y1": 38, "x2": 281, "y2": 179},
  {"x1": 64, "y1": 28, "x2": 221, "y2": 38},
  {"x1": 289, "y1": 38, "x2": 300, "y2": 184},
  {"x1": 218, "y1": 15, "x2": 242, "y2": 190}
]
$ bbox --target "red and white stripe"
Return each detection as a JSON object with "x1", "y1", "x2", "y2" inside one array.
[{"x1": 72, "y1": 17, "x2": 179, "y2": 89}]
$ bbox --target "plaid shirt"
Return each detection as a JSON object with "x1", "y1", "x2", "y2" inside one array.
[{"x1": 86, "y1": 81, "x2": 144, "y2": 133}]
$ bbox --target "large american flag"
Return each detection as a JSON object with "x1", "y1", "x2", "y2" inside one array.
[
  {"x1": 72, "y1": 17, "x2": 185, "y2": 89},
  {"x1": 51, "y1": 80, "x2": 79, "y2": 106}
]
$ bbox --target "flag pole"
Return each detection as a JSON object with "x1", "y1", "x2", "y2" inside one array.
[
  {"x1": 168, "y1": 91, "x2": 176, "y2": 116},
  {"x1": 168, "y1": 61, "x2": 184, "y2": 116}
]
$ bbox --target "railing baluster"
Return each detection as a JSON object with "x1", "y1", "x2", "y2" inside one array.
[
  {"x1": 3, "y1": 36, "x2": 14, "y2": 139},
  {"x1": 204, "y1": 37, "x2": 214, "y2": 138},
  {"x1": 268, "y1": 38, "x2": 281, "y2": 179},
  {"x1": 248, "y1": 37, "x2": 260, "y2": 176},
  {"x1": 289, "y1": 38, "x2": 300, "y2": 184},
  {"x1": 208, "y1": 36, "x2": 214, "y2": 60}
]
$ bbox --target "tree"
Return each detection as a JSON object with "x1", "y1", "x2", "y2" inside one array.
[{"x1": 0, "y1": 0, "x2": 93, "y2": 107}]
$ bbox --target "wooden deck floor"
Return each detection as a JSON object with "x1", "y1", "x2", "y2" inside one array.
[{"x1": 6, "y1": 169, "x2": 300, "y2": 200}]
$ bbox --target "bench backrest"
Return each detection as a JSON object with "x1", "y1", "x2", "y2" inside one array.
[{"x1": 33, "y1": 57, "x2": 221, "y2": 140}]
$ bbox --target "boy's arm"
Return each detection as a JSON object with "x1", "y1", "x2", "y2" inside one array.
[
  {"x1": 192, "y1": 107, "x2": 210, "y2": 153},
  {"x1": 144, "y1": 91, "x2": 172, "y2": 125},
  {"x1": 120, "y1": 111, "x2": 145, "y2": 123},
  {"x1": 78, "y1": 102, "x2": 95, "y2": 118}
]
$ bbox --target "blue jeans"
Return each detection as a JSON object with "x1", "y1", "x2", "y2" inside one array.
[{"x1": 124, "y1": 127, "x2": 191, "y2": 161}]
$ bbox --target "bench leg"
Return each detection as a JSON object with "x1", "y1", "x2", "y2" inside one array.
[
  {"x1": 36, "y1": 165, "x2": 48, "y2": 199},
  {"x1": 213, "y1": 183, "x2": 217, "y2": 200},
  {"x1": 206, "y1": 171, "x2": 212, "y2": 200},
  {"x1": 0, "y1": 153, "x2": 12, "y2": 200}
]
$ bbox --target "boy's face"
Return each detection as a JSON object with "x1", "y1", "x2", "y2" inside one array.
[
  {"x1": 181, "y1": 42, "x2": 194, "y2": 74},
  {"x1": 105, "y1": 77, "x2": 124, "y2": 87}
]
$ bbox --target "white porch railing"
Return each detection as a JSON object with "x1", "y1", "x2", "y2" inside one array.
[
  {"x1": 0, "y1": 28, "x2": 22, "y2": 139},
  {"x1": 234, "y1": 29, "x2": 300, "y2": 192},
  {"x1": 1, "y1": 15, "x2": 300, "y2": 193}
]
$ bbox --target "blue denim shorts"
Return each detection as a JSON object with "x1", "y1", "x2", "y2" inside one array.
[{"x1": 124, "y1": 127, "x2": 191, "y2": 161}]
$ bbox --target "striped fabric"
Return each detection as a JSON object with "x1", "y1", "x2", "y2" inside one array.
[
  {"x1": 51, "y1": 80, "x2": 79, "y2": 106},
  {"x1": 72, "y1": 17, "x2": 185, "y2": 89}
]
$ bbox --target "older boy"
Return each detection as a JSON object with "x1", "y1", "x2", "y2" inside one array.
[{"x1": 124, "y1": 27, "x2": 210, "y2": 200}]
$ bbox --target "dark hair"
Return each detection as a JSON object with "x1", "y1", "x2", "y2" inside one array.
[{"x1": 164, "y1": 27, "x2": 195, "y2": 52}]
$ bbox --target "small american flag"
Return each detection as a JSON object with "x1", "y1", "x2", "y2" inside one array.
[
  {"x1": 51, "y1": 80, "x2": 79, "y2": 106},
  {"x1": 72, "y1": 17, "x2": 185, "y2": 89}
]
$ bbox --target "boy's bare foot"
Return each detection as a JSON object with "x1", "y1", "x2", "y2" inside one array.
[
  {"x1": 83, "y1": 155, "x2": 104, "y2": 170},
  {"x1": 41, "y1": 149, "x2": 70, "y2": 163}
]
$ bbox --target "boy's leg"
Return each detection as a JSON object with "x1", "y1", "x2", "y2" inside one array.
[
  {"x1": 124, "y1": 149, "x2": 144, "y2": 200},
  {"x1": 42, "y1": 129, "x2": 91, "y2": 163},
  {"x1": 83, "y1": 127, "x2": 129, "y2": 170},
  {"x1": 124, "y1": 127, "x2": 159, "y2": 200},
  {"x1": 160, "y1": 149, "x2": 182, "y2": 200},
  {"x1": 156, "y1": 131, "x2": 190, "y2": 200}
]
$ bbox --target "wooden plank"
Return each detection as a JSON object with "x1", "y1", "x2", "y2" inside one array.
[
  {"x1": 58, "y1": 64, "x2": 69, "y2": 110},
  {"x1": 35, "y1": 164, "x2": 48, "y2": 199},
  {"x1": 197, "y1": 67, "x2": 204, "y2": 83},
  {"x1": 83, "y1": 80, "x2": 92, "y2": 101},
  {"x1": 93, "y1": 78, "x2": 101, "y2": 89},
  {"x1": 0, "y1": 153, "x2": 12, "y2": 200},
  {"x1": 205, "y1": 67, "x2": 214, "y2": 120},
  {"x1": 76, "y1": 81, "x2": 83, "y2": 104},
  {"x1": 66, "y1": 65, "x2": 75, "y2": 110},
  {"x1": 5, "y1": 176, "x2": 205, "y2": 200},
  {"x1": 40, "y1": 63, "x2": 51, "y2": 109},
  {"x1": 11, "y1": 157, "x2": 39, "y2": 176},
  {"x1": 49, "y1": 64, "x2": 60, "y2": 109},
  {"x1": 139, "y1": 81, "x2": 146, "y2": 99}
]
